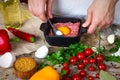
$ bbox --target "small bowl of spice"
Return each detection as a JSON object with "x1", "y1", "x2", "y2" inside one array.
[{"x1": 13, "y1": 57, "x2": 37, "y2": 79}]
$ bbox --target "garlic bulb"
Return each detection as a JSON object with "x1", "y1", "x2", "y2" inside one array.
[
  {"x1": 0, "y1": 52, "x2": 16, "y2": 68},
  {"x1": 35, "y1": 45, "x2": 48, "y2": 58},
  {"x1": 107, "y1": 34, "x2": 115, "y2": 44}
]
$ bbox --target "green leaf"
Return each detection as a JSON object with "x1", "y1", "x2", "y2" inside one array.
[
  {"x1": 109, "y1": 47, "x2": 119, "y2": 53},
  {"x1": 105, "y1": 56, "x2": 120, "y2": 63},
  {"x1": 60, "y1": 70, "x2": 67, "y2": 76},
  {"x1": 43, "y1": 42, "x2": 88, "y2": 66},
  {"x1": 100, "y1": 70, "x2": 117, "y2": 80},
  {"x1": 109, "y1": 37, "x2": 120, "y2": 53},
  {"x1": 38, "y1": 62, "x2": 48, "y2": 69}
]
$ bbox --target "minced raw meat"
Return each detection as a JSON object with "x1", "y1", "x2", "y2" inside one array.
[{"x1": 49, "y1": 22, "x2": 80, "y2": 37}]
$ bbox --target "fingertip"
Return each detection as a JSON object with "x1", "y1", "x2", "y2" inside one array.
[
  {"x1": 83, "y1": 13, "x2": 92, "y2": 27},
  {"x1": 41, "y1": 17, "x2": 47, "y2": 22},
  {"x1": 47, "y1": 9, "x2": 53, "y2": 19},
  {"x1": 87, "y1": 30, "x2": 94, "y2": 34},
  {"x1": 82, "y1": 23, "x2": 88, "y2": 27},
  {"x1": 46, "y1": 0, "x2": 53, "y2": 19},
  {"x1": 87, "y1": 28, "x2": 92, "y2": 34},
  {"x1": 49, "y1": 14, "x2": 53, "y2": 19},
  {"x1": 82, "y1": 19, "x2": 91, "y2": 28},
  {"x1": 38, "y1": 15, "x2": 47, "y2": 21},
  {"x1": 87, "y1": 26, "x2": 96, "y2": 34},
  {"x1": 48, "y1": 14, "x2": 53, "y2": 19}
]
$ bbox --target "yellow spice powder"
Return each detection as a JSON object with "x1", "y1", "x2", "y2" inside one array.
[{"x1": 14, "y1": 57, "x2": 36, "y2": 72}]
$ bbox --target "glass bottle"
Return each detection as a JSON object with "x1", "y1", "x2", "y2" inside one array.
[{"x1": 0, "y1": 0, "x2": 22, "y2": 29}]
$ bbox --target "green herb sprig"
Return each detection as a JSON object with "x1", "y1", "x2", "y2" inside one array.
[
  {"x1": 109, "y1": 37, "x2": 120, "y2": 53},
  {"x1": 105, "y1": 56, "x2": 120, "y2": 63},
  {"x1": 42, "y1": 42, "x2": 88, "y2": 66}
]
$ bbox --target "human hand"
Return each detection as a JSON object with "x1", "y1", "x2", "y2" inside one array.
[
  {"x1": 83, "y1": 0, "x2": 118, "y2": 34},
  {"x1": 28, "y1": 0, "x2": 53, "y2": 21}
]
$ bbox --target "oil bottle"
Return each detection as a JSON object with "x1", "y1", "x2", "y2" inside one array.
[{"x1": 0, "y1": 0, "x2": 22, "y2": 29}]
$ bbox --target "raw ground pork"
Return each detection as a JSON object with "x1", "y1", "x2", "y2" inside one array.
[{"x1": 49, "y1": 22, "x2": 80, "y2": 37}]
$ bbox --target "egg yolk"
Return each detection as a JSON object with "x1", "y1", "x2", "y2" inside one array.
[{"x1": 58, "y1": 26, "x2": 71, "y2": 35}]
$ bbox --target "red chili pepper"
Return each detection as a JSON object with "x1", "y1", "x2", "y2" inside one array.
[
  {"x1": 0, "y1": 29, "x2": 11, "y2": 55},
  {"x1": 7, "y1": 28, "x2": 36, "y2": 43}
]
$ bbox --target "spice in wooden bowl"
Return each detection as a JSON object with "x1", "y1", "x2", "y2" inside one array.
[{"x1": 13, "y1": 57, "x2": 37, "y2": 79}]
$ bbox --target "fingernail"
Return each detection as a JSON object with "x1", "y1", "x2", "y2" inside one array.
[{"x1": 82, "y1": 24, "x2": 86, "y2": 27}]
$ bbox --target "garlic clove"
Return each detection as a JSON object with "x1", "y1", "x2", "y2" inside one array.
[
  {"x1": 35, "y1": 45, "x2": 48, "y2": 58},
  {"x1": 107, "y1": 34, "x2": 115, "y2": 44},
  {"x1": 0, "y1": 52, "x2": 16, "y2": 68},
  {"x1": 91, "y1": 47, "x2": 98, "y2": 53}
]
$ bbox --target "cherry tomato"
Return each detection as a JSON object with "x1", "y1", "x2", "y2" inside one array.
[
  {"x1": 72, "y1": 74, "x2": 82, "y2": 80},
  {"x1": 77, "y1": 62, "x2": 85, "y2": 70},
  {"x1": 70, "y1": 56, "x2": 78, "y2": 64},
  {"x1": 79, "y1": 70, "x2": 87, "y2": 77},
  {"x1": 83, "y1": 58, "x2": 89, "y2": 65},
  {"x1": 60, "y1": 76, "x2": 66, "y2": 80},
  {"x1": 89, "y1": 58, "x2": 96, "y2": 64},
  {"x1": 63, "y1": 62, "x2": 69, "y2": 68},
  {"x1": 62, "y1": 77, "x2": 71, "y2": 80},
  {"x1": 84, "y1": 48, "x2": 93, "y2": 56},
  {"x1": 96, "y1": 73, "x2": 100, "y2": 78},
  {"x1": 98, "y1": 63, "x2": 107, "y2": 71},
  {"x1": 76, "y1": 52, "x2": 86, "y2": 60},
  {"x1": 88, "y1": 76, "x2": 94, "y2": 80},
  {"x1": 65, "y1": 77, "x2": 71, "y2": 80},
  {"x1": 60, "y1": 76, "x2": 65, "y2": 80},
  {"x1": 62, "y1": 67, "x2": 70, "y2": 75},
  {"x1": 96, "y1": 54, "x2": 104, "y2": 62},
  {"x1": 88, "y1": 65, "x2": 95, "y2": 71}
]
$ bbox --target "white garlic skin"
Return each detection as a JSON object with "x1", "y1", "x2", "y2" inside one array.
[
  {"x1": 0, "y1": 52, "x2": 16, "y2": 68},
  {"x1": 35, "y1": 45, "x2": 48, "y2": 58},
  {"x1": 107, "y1": 34, "x2": 115, "y2": 44}
]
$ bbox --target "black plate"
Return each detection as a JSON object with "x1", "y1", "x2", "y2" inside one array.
[{"x1": 40, "y1": 17, "x2": 87, "y2": 47}]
